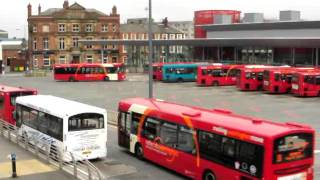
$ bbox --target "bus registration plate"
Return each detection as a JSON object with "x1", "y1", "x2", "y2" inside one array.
[
  {"x1": 278, "y1": 172, "x2": 306, "y2": 180},
  {"x1": 292, "y1": 84, "x2": 299, "y2": 90}
]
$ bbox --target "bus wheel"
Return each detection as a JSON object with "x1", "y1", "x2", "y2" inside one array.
[
  {"x1": 212, "y1": 81, "x2": 219, "y2": 86},
  {"x1": 135, "y1": 143, "x2": 144, "y2": 160},
  {"x1": 203, "y1": 170, "x2": 216, "y2": 180},
  {"x1": 177, "y1": 78, "x2": 184, "y2": 83},
  {"x1": 104, "y1": 76, "x2": 110, "y2": 81},
  {"x1": 69, "y1": 77, "x2": 75, "y2": 82}
]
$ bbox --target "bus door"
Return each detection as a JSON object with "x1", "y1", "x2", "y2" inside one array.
[
  {"x1": 118, "y1": 111, "x2": 130, "y2": 149},
  {"x1": 0, "y1": 93, "x2": 4, "y2": 120}
]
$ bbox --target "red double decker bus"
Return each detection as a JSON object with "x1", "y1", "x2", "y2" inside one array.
[
  {"x1": 197, "y1": 64, "x2": 242, "y2": 86},
  {"x1": 0, "y1": 85, "x2": 37, "y2": 125},
  {"x1": 118, "y1": 98, "x2": 315, "y2": 180},
  {"x1": 237, "y1": 65, "x2": 273, "y2": 91},
  {"x1": 291, "y1": 70, "x2": 320, "y2": 97},
  {"x1": 53, "y1": 63, "x2": 126, "y2": 82}
]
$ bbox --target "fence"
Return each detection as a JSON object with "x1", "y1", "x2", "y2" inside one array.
[{"x1": 0, "y1": 119, "x2": 105, "y2": 180}]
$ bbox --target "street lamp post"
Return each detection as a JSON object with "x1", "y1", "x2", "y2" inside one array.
[{"x1": 148, "y1": 0, "x2": 153, "y2": 98}]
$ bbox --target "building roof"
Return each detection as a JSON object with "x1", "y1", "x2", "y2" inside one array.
[
  {"x1": 36, "y1": 2, "x2": 108, "y2": 19},
  {"x1": 201, "y1": 20, "x2": 320, "y2": 31},
  {"x1": 120, "y1": 23, "x2": 182, "y2": 34},
  {"x1": 16, "y1": 95, "x2": 106, "y2": 119},
  {"x1": 2, "y1": 44, "x2": 23, "y2": 50}
]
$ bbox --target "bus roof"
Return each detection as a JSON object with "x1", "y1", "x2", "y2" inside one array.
[
  {"x1": 16, "y1": 95, "x2": 106, "y2": 118},
  {"x1": 0, "y1": 85, "x2": 36, "y2": 93},
  {"x1": 119, "y1": 98, "x2": 312, "y2": 140}
]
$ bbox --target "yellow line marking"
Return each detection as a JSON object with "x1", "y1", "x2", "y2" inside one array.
[{"x1": 0, "y1": 159, "x2": 57, "y2": 179}]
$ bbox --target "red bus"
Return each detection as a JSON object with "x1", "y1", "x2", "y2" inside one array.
[
  {"x1": 263, "y1": 67, "x2": 294, "y2": 93},
  {"x1": 197, "y1": 64, "x2": 243, "y2": 86},
  {"x1": 0, "y1": 85, "x2": 37, "y2": 125},
  {"x1": 118, "y1": 98, "x2": 314, "y2": 180},
  {"x1": 237, "y1": 65, "x2": 273, "y2": 91},
  {"x1": 53, "y1": 63, "x2": 126, "y2": 82},
  {"x1": 153, "y1": 63, "x2": 164, "y2": 81},
  {"x1": 291, "y1": 70, "x2": 320, "y2": 97}
]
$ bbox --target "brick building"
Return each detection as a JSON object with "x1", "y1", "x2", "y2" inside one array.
[
  {"x1": 120, "y1": 18, "x2": 190, "y2": 72},
  {"x1": 27, "y1": 1, "x2": 121, "y2": 69},
  {"x1": 0, "y1": 39, "x2": 27, "y2": 73}
]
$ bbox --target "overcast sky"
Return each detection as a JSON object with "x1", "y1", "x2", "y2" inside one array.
[{"x1": 1, "y1": 0, "x2": 320, "y2": 38}]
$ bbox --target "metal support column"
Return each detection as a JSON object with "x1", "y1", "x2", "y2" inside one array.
[
  {"x1": 148, "y1": 0, "x2": 153, "y2": 98},
  {"x1": 101, "y1": 48, "x2": 104, "y2": 63},
  {"x1": 234, "y1": 47, "x2": 237, "y2": 63},
  {"x1": 217, "y1": 47, "x2": 220, "y2": 62},
  {"x1": 202, "y1": 47, "x2": 205, "y2": 61}
]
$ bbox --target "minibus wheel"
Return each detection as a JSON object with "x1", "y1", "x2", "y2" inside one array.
[
  {"x1": 135, "y1": 143, "x2": 144, "y2": 160},
  {"x1": 203, "y1": 170, "x2": 216, "y2": 180},
  {"x1": 212, "y1": 81, "x2": 219, "y2": 86},
  {"x1": 177, "y1": 78, "x2": 184, "y2": 83},
  {"x1": 104, "y1": 76, "x2": 110, "y2": 81}
]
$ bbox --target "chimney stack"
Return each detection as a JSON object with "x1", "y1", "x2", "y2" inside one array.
[
  {"x1": 38, "y1": 4, "x2": 41, "y2": 15},
  {"x1": 112, "y1": 6, "x2": 117, "y2": 15},
  {"x1": 63, "y1": 0, "x2": 69, "y2": 9},
  {"x1": 27, "y1": 3, "x2": 32, "y2": 17}
]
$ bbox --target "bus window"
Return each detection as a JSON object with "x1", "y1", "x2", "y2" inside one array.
[
  {"x1": 257, "y1": 72, "x2": 264, "y2": 81},
  {"x1": 143, "y1": 117, "x2": 160, "y2": 141},
  {"x1": 10, "y1": 92, "x2": 34, "y2": 106},
  {"x1": 316, "y1": 76, "x2": 320, "y2": 85},
  {"x1": 68, "y1": 113, "x2": 104, "y2": 131},
  {"x1": 274, "y1": 73, "x2": 280, "y2": 81},
  {"x1": 48, "y1": 115, "x2": 63, "y2": 141},
  {"x1": 177, "y1": 126, "x2": 195, "y2": 154},
  {"x1": 199, "y1": 131, "x2": 222, "y2": 157},
  {"x1": 222, "y1": 137, "x2": 235, "y2": 157},
  {"x1": 160, "y1": 122, "x2": 178, "y2": 148},
  {"x1": 131, "y1": 113, "x2": 142, "y2": 135},
  {"x1": 16, "y1": 105, "x2": 22, "y2": 127},
  {"x1": 229, "y1": 69, "x2": 239, "y2": 77},
  {"x1": 273, "y1": 133, "x2": 313, "y2": 164},
  {"x1": 38, "y1": 112, "x2": 49, "y2": 134},
  {"x1": 0, "y1": 95, "x2": 4, "y2": 110},
  {"x1": 245, "y1": 72, "x2": 251, "y2": 79},
  {"x1": 212, "y1": 69, "x2": 223, "y2": 77},
  {"x1": 22, "y1": 106, "x2": 38, "y2": 129}
]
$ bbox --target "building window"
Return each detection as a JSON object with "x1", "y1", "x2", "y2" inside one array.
[
  {"x1": 112, "y1": 24, "x2": 116, "y2": 32},
  {"x1": 72, "y1": 37, "x2": 79, "y2": 48},
  {"x1": 169, "y1": 34, "x2": 175, "y2": 40},
  {"x1": 162, "y1": 34, "x2": 168, "y2": 40},
  {"x1": 43, "y1": 56, "x2": 50, "y2": 66},
  {"x1": 43, "y1": 38, "x2": 49, "y2": 50},
  {"x1": 58, "y1": 24, "x2": 65, "y2": 32},
  {"x1": 33, "y1": 38, "x2": 37, "y2": 50},
  {"x1": 42, "y1": 25, "x2": 49, "y2": 33},
  {"x1": 86, "y1": 38, "x2": 93, "y2": 49},
  {"x1": 102, "y1": 37, "x2": 107, "y2": 49},
  {"x1": 72, "y1": 24, "x2": 80, "y2": 32},
  {"x1": 103, "y1": 55, "x2": 108, "y2": 63},
  {"x1": 155, "y1": 34, "x2": 160, "y2": 40},
  {"x1": 123, "y1": 46, "x2": 127, "y2": 53},
  {"x1": 59, "y1": 56, "x2": 66, "y2": 64},
  {"x1": 169, "y1": 46, "x2": 175, "y2": 53},
  {"x1": 33, "y1": 57, "x2": 38, "y2": 67},
  {"x1": 102, "y1": 24, "x2": 108, "y2": 32},
  {"x1": 131, "y1": 33, "x2": 136, "y2": 40},
  {"x1": 85, "y1": 24, "x2": 93, "y2": 32},
  {"x1": 86, "y1": 55, "x2": 93, "y2": 63},
  {"x1": 59, "y1": 37, "x2": 65, "y2": 50},
  {"x1": 177, "y1": 46, "x2": 183, "y2": 53},
  {"x1": 32, "y1": 25, "x2": 37, "y2": 32},
  {"x1": 177, "y1": 34, "x2": 183, "y2": 39},
  {"x1": 123, "y1": 33, "x2": 128, "y2": 40}
]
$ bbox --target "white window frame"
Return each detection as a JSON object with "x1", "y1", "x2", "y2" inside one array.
[
  {"x1": 102, "y1": 24, "x2": 108, "y2": 32},
  {"x1": 103, "y1": 55, "x2": 108, "y2": 64},
  {"x1": 33, "y1": 57, "x2": 38, "y2": 67},
  {"x1": 59, "y1": 37, "x2": 65, "y2": 50},
  {"x1": 72, "y1": 37, "x2": 79, "y2": 48},
  {"x1": 169, "y1": 34, "x2": 175, "y2": 40},
  {"x1": 123, "y1": 33, "x2": 128, "y2": 40},
  {"x1": 112, "y1": 24, "x2": 116, "y2": 32},
  {"x1": 131, "y1": 33, "x2": 136, "y2": 40},
  {"x1": 86, "y1": 55, "x2": 93, "y2": 63},
  {"x1": 43, "y1": 37, "x2": 49, "y2": 50},
  {"x1": 162, "y1": 34, "x2": 168, "y2": 40},
  {"x1": 58, "y1": 24, "x2": 66, "y2": 32},
  {"x1": 72, "y1": 24, "x2": 80, "y2": 32},
  {"x1": 32, "y1": 25, "x2": 37, "y2": 32},
  {"x1": 86, "y1": 37, "x2": 93, "y2": 49},
  {"x1": 43, "y1": 56, "x2": 50, "y2": 66},
  {"x1": 59, "y1": 56, "x2": 66, "y2": 64},
  {"x1": 85, "y1": 24, "x2": 93, "y2": 32}
]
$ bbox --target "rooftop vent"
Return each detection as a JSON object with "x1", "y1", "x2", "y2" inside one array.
[
  {"x1": 213, "y1": 14, "x2": 232, "y2": 25},
  {"x1": 182, "y1": 111, "x2": 201, "y2": 117},
  {"x1": 213, "y1": 108, "x2": 232, "y2": 114},
  {"x1": 243, "y1": 13, "x2": 264, "y2": 23},
  {"x1": 280, "y1": 10, "x2": 301, "y2": 21}
]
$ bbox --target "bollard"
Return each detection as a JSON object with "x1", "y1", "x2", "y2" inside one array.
[{"x1": 11, "y1": 153, "x2": 17, "y2": 178}]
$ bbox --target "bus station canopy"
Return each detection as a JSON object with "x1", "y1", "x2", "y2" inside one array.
[{"x1": 79, "y1": 38, "x2": 320, "y2": 48}]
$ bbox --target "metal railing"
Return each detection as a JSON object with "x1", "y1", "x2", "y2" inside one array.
[{"x1": 0, "y1": 119, "x2": 105, "y2": 180}]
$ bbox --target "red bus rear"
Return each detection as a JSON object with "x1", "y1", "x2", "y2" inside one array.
[
  {"x1": 197, "y1": 64, "x2": 242, "y2": 86},
  {"x1": 291, "y1": 70, "x2": 320, "y2": 97},
  {"x1": 118, "y1": 97, "x2": 315, "y2": 180},
  {"x1": 236, "y1": 66, "x2": 271, "y2": 91},
  {"x1": 54, "y1": 63, "x2": 126, "y2": 81},
  {"x1": 263, "y1": 67, "x2": 294, "y2": 93},
  {"x1": 153, "y1": 63, "x2": 164, "y2": 81},
  {"x1": 0, "y1": 85, "x2": 37, "y2": 125}
]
